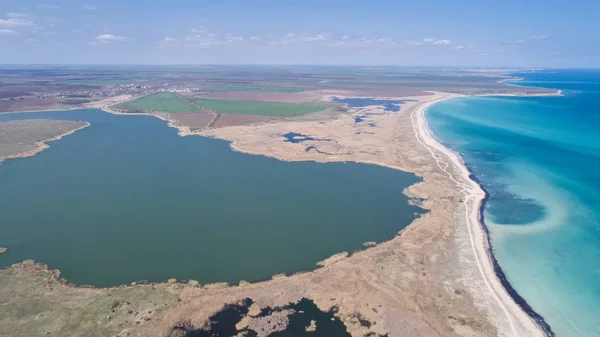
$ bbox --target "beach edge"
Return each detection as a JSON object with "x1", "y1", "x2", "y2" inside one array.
[{"x1": 413, "y1": 94, "x2": 554, "y2": 337}]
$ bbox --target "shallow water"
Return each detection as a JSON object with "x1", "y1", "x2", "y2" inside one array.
[
  {"x1": 427, "y1": 69, "x2": 600, "y2": 337},
  {"x1": 332, "y1": 97, "x2": 408, "y2": 112},
  {"x1": 0, "y1": 109, "x2": 423, "y2": 287}
]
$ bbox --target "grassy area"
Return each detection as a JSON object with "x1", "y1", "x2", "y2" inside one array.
[
  {"x1": 0, "y1": 262, "x2": 180, "y2": 337},
  {"x1": 192, "y1": 98, "x2": 326, "y2": 117},
  {"x1": 198, "y1": 84, "x2": 313, "y2": 93},
  {"x1": 118, "y1": 92, "x2": 203, "y2": 113}
]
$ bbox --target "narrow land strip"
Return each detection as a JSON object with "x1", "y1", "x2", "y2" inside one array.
[
  {"x1": 0, "y1": 89, "x2": 560, "y2": 337},
  {"x1": 0, "y1": 119, "x2": 90, "y2": 165}
]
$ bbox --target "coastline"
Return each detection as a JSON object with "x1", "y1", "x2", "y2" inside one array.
[
  {"x1": 0, "y1": 121, "x2": 91, "y2": 165},
  {"x1": 411, "y1": 95, "x2": 552, "y2": 336},
  {"x1": 0, "y1": 90, "x2": 561, "y2": 337}
]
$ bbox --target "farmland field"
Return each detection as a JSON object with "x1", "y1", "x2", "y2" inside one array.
[
  {"x1": 118, "y1": 92, "x2": 202, "y2": 113},
  {"x1": 198, "y1": 84, "x2": 313, "y2": 93},
  {"x1": 191, "y1": 98, "x2": 326, "y2": 117}
]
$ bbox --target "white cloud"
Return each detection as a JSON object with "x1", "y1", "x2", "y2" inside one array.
[
  {"x1": 454, "y1": 45, "x2": 464, "y2": 50},
  {"x1": 7, "y1": 12, "x2": 32, "y2": 19},
  {"x1": 185, "y1": 27, "x2": 226, "y2": 46},
  {"x1": 95, "y1": 33, "x2": 127, "y2": 43},
  {"x1": 508, "y1": 35, "x2": 547, "y2": 44},
  {"x1": 375, "y1": 38, "x2": 397, "y2": 45},
  {"x1": 177, "y1": 28, "x2": 397, "y2": 49},
  {"x1": 419, "y1": 37, "x2": 453, "y2": 45},
  {"x1": 0, "y1": 28, "x2": 17, "y2": 35},
  {"x1": 37, "y1": 4, "x2": 60, "y2": 9},
  {"x1": 82, "y1": 4, "x2": 97, "y2": 10},
  {"x1": 184, "y1": 27, "x2": 267, "y2": 47},
  {"x1": 330, "y1": 35, "x2": 398, "y2": 48},
  {"x1": 269, "y1": 33, "x2": 331, "y2": 45},
  {"x1": 0, "y1": 17, "x2": 35, "y2": 27}
]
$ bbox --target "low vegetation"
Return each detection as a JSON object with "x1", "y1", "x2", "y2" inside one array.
[
  {"x1": 118, "y1": 92, "x2": 202, "y2": 113},
  {"x1": 0, "y1": 262, "x2": 180, "y2": 337},
  {"x1": 198, "y1": 84, "x2": 313, "y2": 93},
  {"x1": 192, "y1": 98, "x2": 326, "y2": 117}
]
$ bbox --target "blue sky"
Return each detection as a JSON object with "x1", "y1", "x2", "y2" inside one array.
[{"x1": 1, "y1": 0, "x2": 599, "y2": 67}]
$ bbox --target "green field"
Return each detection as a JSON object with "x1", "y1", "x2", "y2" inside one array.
[
  {"x1": 192, "y1": 98, "x2": 326, "y2": 117},
  {"x1": 118, "y1": 92, "x2": 202, "y2": 113},
  {"x1": 198, "y1": 84, "x2": 313, "y2": 93}
]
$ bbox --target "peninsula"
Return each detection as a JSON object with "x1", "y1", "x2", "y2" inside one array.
[
  {"x1": 0, "y1": 82, "x2": 559, "y2": 337},
  {"x1": 0, "y1": 119, "x2": 90, "y2": 165}
]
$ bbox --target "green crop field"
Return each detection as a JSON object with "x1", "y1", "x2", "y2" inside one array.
[
  {"x1": 192, "y1": 98, "x2": 326, "y2": 117},
  {"x1": 198, "y1": 84, "x2": 313, "y2": 93},
  {"x1": 118, "y1": 92, "x2": 202, "y2": 113}
]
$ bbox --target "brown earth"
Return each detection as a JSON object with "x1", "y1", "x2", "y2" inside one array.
[
  {"x1": 185, "y1": 90, "x2": 325, "y2": 103},
  {"x1": 0, "y1": 98, "x2": 61, "y2": 112},
  {"x1": 211, "y1": 114, "x2": 275, "y2": 128},
  {"x1": 168, "y1": 111, "x2": 217, "y2": 130},
  {"x1": 0, "y1": 88, "x2": 554, "y2": 337}
]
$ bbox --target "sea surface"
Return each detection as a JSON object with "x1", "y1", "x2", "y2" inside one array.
[
  {"x1": 0, "y1": 109, "x2": 423, "y2": 287},
  {"x1": 427, "y1": 69, "x2": 600, "y2": 337}
]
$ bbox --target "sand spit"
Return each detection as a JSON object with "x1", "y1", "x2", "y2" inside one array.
[
  {"x1": 0, "y1": 120, "x2": 90, "y2": 165},
  {"x1": 130, "y1": 91, "x2": 555, "y2": 337},
  {"x1": 1, "y1": 89, "x2": 560, "y2": 337}
]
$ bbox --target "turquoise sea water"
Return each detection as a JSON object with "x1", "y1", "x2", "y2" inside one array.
[
  {"x1": 0, "y1": 109, "x2": 423, "y2": 287},
  {"x1": 427, "y1": 69, "x2": 600, "y2": 337}
]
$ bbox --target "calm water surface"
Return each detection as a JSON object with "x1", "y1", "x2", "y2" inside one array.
[
  {"x1": 0, "y1": 109, "x2": 423, "y2": 287},
  {"x1": 427, "y1": 69, "x2": 600, "y2": 337}
]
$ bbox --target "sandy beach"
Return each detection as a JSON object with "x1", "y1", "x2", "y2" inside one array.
[
  {"x1": 104, "y1": 91, "x2": 552, "y2": 336},
  {"x1": 411, "y1": 95, "x2": 546, "y2": 336},
  {"x1": 137, "y1": 91, "x2": 553, "y2": 337},
  {"x1": 0, "y1": 90, "x2": 560, "y2": 337}
]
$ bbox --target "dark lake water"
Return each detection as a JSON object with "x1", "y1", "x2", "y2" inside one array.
[{"x1": 0, "y1": 109, "x2": 423, "y2": 287}]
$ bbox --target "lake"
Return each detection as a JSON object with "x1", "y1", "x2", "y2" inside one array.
[{"x1": 0, "y1": 109, "x2": 423, "y2": 287}]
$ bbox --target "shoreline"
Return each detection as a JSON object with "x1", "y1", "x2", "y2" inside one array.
[
  {"x1": 0, "y1": 121, "x2": 91, "y2": 165},
  {"x1": 0, "y1": 90, "x2": 560, "y2": 337},
  {"x1": 413, "y1": 95, "x2": 555, "y2": 336},
  {"x1": 466, "y1": 165, "x2": 554, "y2": 336}
]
